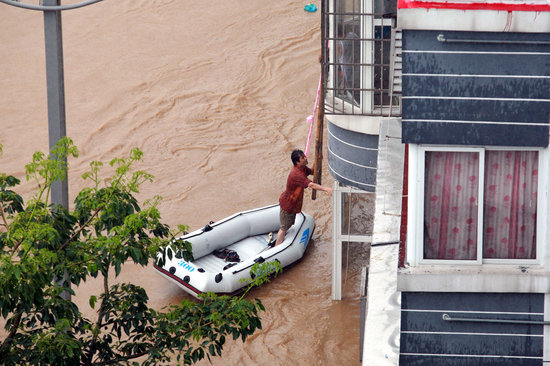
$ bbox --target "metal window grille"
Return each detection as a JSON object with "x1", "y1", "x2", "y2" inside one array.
[{"x1": 321, "y1": 0, "x2": 400, "y2": 116}]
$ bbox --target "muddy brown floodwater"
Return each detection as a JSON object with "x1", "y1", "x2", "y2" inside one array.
[{"x1": 0, "y1": 1, "x2": 369, "y2": 364}]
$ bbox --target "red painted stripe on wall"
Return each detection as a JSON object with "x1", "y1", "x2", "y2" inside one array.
[{"x1": 398, "y1": 0, "x2": 550, "y2": 12}]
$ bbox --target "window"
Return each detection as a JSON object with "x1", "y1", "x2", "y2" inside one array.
[
  {"x1": 411, "y1": 146, "x2": 545, "y2": 265},
  {"x1": 325, "y1": 0, "x2": 395, "y2": 115},
  {"x1": 334, "y1": 8, "x2": 361, "y2": 106},
  {"x1": 341, "y1": 187, "x2": 373, "y2": 236},
  {"x1": 331, "y1": 182, "x2": 374, "y2": 299},
  {"x1": 373, "y1": 24, "x2": 392, "y2": 107}
]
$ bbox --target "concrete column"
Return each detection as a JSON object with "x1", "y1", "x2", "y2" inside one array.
[{"x1": 331, "y1": 181, "x2": 342, "y2": 300}]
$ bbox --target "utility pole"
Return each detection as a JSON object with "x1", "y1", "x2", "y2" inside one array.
[
  {"x1": 0, "y1": 1, "x2": 106, "y2": 209},
  {"x1": 43, "y1": 0, "x2": 69, "y2": 209},
  {"x1": 0, "y1": 0, "x2": 106, "y2": 300},
  {"x1": 43, "y1": 0, "x2": 70, "y2": 301}
]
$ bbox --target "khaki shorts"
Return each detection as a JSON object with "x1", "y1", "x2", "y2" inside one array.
[{"x1": 279, "y1": 208, "x2": 296, "y2": 232}]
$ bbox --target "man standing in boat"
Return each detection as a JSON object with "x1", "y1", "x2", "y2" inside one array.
[{"x1": 274, "y1": 149, "x2": 332, "y2": 246}]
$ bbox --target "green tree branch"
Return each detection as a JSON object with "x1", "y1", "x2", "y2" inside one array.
[{"x1": 0, "y1": 139, "x2": 276, "y2": 365}]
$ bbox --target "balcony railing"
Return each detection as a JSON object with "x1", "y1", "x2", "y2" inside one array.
[{"x1": 321, "y1": 0, "x2": 401, "y2": 117}]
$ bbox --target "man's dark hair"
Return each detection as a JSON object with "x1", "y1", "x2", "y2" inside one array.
[{"x1": 291, "y1": 149, "x2": 305, "y2": 166}]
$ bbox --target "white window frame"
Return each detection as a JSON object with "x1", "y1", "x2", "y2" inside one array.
[
  {"x1": 407, "y1": 144, "x2": 547, "y2": 267},
  {"x1": 327, "y1": 0, "x2": 393, "y2": 115},
  {"x1": 331, "y1": 181, "x2": 373, "y2": 300}
]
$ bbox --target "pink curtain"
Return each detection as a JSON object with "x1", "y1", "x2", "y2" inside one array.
[
  {"x1": 424, "y1": 151, "x2": 479, "y2": 260},
  {"x1": 423, "y1": 150, "x2": 538, "y2": 261},
  {"x1": 483, "y1": 151, "x2": 537, "y2": 259}
]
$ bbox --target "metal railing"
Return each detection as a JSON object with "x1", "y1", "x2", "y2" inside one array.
[
  {"x1": 321, "y1": 0, "x2": 400, "y2": 117},
  {"x1": 443, "y1": 313, "x2": 549, "y2": 325}
]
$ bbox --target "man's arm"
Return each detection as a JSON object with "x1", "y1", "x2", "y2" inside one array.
[{"x1": 308, "y1": 182, "x2": 332, "y2": 194}]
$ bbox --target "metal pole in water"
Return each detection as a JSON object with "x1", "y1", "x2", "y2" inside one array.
[
  {"x1": 43, "y1": 0, "x2": 69, "y2": 300},
  {"x1": 1, "y1": 0, "x2": 106, "y2": 301},
  {"x1": 43, "y1": 0, "x2": 69, "y2": 210}
]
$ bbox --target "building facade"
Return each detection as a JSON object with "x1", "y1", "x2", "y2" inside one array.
[
  {"x1": 323, "y1": 0, "x2": 401, "y2": 300},
  {"x1": 323, "y1": 0, "x2": 550, "y2": 364}
]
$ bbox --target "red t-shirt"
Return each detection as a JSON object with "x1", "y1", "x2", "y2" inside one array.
[{"x1": 279, "y1": 165, "x2": 313, "y2": 214}]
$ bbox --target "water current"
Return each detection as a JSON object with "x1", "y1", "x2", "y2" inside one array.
[{"x1": 0, "y1": 1, "x2": 367, "y2": 364}]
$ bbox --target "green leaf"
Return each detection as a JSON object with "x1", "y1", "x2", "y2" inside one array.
[{"x1": 89, "y1": 295, "x2": 97, "y2": 309}]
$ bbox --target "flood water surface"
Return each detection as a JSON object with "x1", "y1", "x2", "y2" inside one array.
[{"x1": 0, "y1": 1, "x2": 366, "y2": 364}]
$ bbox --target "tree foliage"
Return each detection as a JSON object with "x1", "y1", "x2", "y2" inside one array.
[{"x1": 0, "y1": 138, "x2": 281, "y2": 365}]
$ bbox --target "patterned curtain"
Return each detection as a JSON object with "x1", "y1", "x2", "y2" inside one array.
[
  {"x1": 483, "y1": 151, "x2": 538, "y2": 259},
  {"x1": 424, "y1": 151, "x2": 479, "y2": 260},
  {"x1": 423, "y1": 150, "x2": 538, "y2": 261}
]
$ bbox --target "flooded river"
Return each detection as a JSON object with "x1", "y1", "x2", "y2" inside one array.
[{"x1": 0, "y1": 1, "x2": 366, "y2": 364}]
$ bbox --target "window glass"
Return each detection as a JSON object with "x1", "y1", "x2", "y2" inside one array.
[
  {"x1": 341, "y1": 191, "x2": 374, "y2": 235},
  {"x1": 330, "y1": 0, "x2": 393, "y2": 113},
  {"x1": 422, "y1": 149, "x2": 539, "y2": 261},
  {"x1": 342, "y1": 241, "x2": 370, "y2": 297},
  {"x1": 423, "y1": 151, "x2": 479, "y2": 260},
  {"x1": 373, "y1": 25, "x2": 392, "y2": 107},
  {"x1": 335, "y1": 0, "x2": 361, "y2": 106},
  {"x1": 483, "y1": 151, "x2": 538, "y2": 259}
]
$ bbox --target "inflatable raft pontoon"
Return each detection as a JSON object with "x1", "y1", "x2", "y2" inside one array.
[{"x1": 153, "y1": 204, "x2": 315, "y2": 298}]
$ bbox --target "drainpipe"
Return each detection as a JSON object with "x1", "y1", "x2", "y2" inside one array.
[{"x1": 359, "y1": 265, "x2": 368, "y2": 363}]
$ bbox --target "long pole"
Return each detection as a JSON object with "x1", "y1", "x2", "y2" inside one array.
[
  {"x1": 311, "y1": 93, "x2": 324, "y2": 201},
  {"x1": 312, "y1": 3, "x2": 326, "y2": 201}
]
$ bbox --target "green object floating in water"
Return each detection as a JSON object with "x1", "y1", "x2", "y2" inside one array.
[{"x1": 304, "y1": 3, "x2": 317, "y2": 12}]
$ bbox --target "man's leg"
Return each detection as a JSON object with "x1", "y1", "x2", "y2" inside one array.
[
  {"x1": 274, "y1": 228, "x2": 286, "y2": 246},
  {"x1": 276, "y1": 208, "x2": 295, "y2": 246}
]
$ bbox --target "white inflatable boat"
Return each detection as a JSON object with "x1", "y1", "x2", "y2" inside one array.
[{"x1": 153, "y1": 204, "x2": 315, "y2": 298}]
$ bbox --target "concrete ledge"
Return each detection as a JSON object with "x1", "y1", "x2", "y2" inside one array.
[
  {"x1": 398, "y1": 266, "x2": 550, "y2": 293},
  {"x1": 362, "y1": 118, "x2": 404, "y2": 365},
  {"x1": 327, "y1": 114, "x2": 381, "y2": 136}
]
